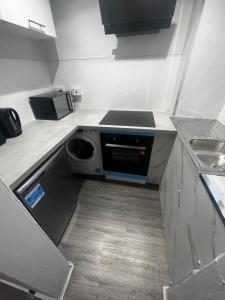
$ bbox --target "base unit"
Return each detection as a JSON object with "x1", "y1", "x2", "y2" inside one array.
[{"x1": 160, "y1": 136, "x2": 225, "y2": 286}]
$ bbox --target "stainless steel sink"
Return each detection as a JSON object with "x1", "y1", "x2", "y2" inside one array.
[{"x1": 190, "y1": 139, "x2": 225, "y2": 172}]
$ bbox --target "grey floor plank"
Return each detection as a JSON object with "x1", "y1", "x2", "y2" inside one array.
[{"x1": 59, "y1": 180, "x2": 169, "y2": 300}]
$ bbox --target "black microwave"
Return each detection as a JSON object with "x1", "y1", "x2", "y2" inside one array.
[{"x1": 29, "y1": 91, "x2": 75, "y2": 121}]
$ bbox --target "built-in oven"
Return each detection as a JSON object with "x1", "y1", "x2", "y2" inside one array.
[{"x1": 100, "y1": 131, "x2": 154, "y2": 182}]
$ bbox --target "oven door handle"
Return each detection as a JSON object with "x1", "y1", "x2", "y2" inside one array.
[{"x1": 105, "y1": 144, "x2": 146, "y2": 151}]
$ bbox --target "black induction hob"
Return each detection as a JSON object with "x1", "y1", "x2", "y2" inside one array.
[{"x1": 99, "y1": 111, "x2": 156, "y2": 128}]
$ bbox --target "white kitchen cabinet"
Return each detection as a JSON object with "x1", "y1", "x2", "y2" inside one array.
[
  {"x1": 26, "y1": 0, "x2": 56, "y2": 37},
  {"x1": 0, "y1": 0, "x2": 28, "y2": 28},
  {"x1": 160, "y1": 136, "x2": 225, "y2": 285},
  {"x1": 0, "y1": 0, "x2": 56, "y2": 38}
]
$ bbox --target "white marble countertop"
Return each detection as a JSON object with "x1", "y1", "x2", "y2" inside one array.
[
  {"x1": 61, "y1": 110, "x2": 176, "y2": 132},
  {"x1": 0, "y1": 110, "x2": 176, "y2": 189}
]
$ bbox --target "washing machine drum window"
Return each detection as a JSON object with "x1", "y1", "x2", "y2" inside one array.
[{"x1": 68, "y1": 138, "x2": 95, "y2": 160}]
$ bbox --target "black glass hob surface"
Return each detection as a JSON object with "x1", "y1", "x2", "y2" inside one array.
[{"x1": 99, "y1": 111, "x2": 156, "y2": 128}]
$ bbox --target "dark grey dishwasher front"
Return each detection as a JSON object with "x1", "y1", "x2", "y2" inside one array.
[{"x1": 15, "y1": 146, "x2": 78, "y2": 245}]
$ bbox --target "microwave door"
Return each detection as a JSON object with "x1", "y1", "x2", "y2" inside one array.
[
  {"x1": 53, "y1": 95, "x2": 70, "y2": 119},
  {"x1": 66, "y1": 93, "x2": 75, "y2": 111}
]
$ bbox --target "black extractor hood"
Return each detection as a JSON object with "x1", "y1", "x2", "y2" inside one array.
[{"x1": 99, "y1": 0, "x2": 177, "y2": 36}]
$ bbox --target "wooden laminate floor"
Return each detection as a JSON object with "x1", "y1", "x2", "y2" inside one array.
[{"x1": 59, "y1": 180, "x2": 169, "y2": 300}]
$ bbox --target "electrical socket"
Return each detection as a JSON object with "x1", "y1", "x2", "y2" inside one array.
[{"x1": 71, "y1": 87, "x2": 83, "y2": 97}]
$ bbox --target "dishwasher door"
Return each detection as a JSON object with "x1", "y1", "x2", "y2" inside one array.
[{"x1": 15, "y1": 146, "x2": 78, "y2": 245}]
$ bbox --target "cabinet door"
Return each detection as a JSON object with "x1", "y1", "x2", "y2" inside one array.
[
  {"x1": 172, "y1": 144, "x2": 199, "y2": 283},
  {"x1": 26, "y1": 0, "x2": 56, "y2": 37},
  {"x1": 160, "y1": 137, "x2": 183, "y2": 282},
  {"x1": 160, "y1": 146, "x2": 177, "y2": 281},
  {"x1": 0, "y1": 0, "x2": 56, "y2": 37},
  {"x1": 0, "y1": 0, "x2": 28, "y2": 28},
  {"x1": 148, "y1": 133, "x2": 175, "y2": 185},
  {"x1": 194, "y1": 175, "x2": 225, "y2": 268},
  {"x1": 161, "y1": 135, "x2": 225, "y2": 285},
  {"x1": 160, "y1": 137, "x2": 196, "y2": 284}
]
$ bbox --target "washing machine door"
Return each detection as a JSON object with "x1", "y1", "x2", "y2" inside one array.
[{"x1": 67, "y1": 137, "x2": 95, "y2": 160}]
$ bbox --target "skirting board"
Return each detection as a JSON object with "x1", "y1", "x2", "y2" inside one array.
[
  {"x1": 163, "y1": 286, "x2": 169, "y2": 300},
  {"x1": 106, "y1": 175, "x2": 146, "y2": 184},
  {"x1": 0, "y1": 262, "x2": 74, "y2": 300}
]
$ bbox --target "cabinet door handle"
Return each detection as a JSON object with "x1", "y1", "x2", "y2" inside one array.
[{"x1": 28, "y1": 19, "x2": 46, "y2": 33}]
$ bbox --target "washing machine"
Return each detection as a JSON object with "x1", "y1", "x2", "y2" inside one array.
[{"x1": 66, "y1": 128, "x2": 103, "y2": 175}]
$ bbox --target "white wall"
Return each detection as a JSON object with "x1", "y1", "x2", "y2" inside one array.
[
  {"x1": 0, "y1": 32, "x2": 53, "y2": 125},
  {"x1": 218, "y1": 105, "x2": 225, "y2": 125},
  {"x1": 47, "y1": 0, "x2": 196, "y2": 112},
  {"x1": 176, "y1": 0, "x2": 225, "y2": 119}
]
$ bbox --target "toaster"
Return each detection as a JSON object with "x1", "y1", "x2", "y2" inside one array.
[{"x1": 0, "y1": 108, "x2": 22, "y2": 138}]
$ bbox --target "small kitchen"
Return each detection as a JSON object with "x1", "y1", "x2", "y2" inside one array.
[{"x1": 0, "y1": 1, "x2": 225, "y2": 300}]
